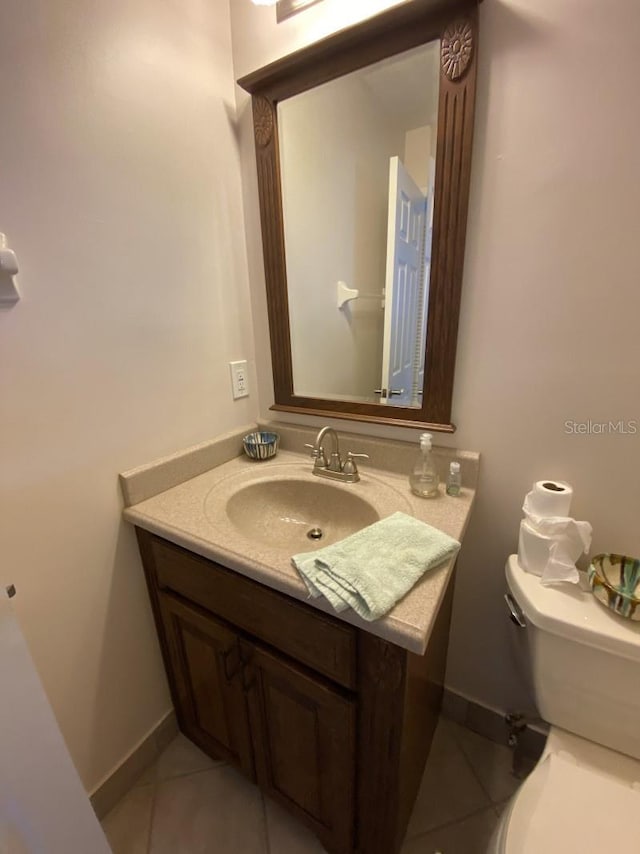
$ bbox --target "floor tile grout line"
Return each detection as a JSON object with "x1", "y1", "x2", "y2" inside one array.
[
  {"x1": 144, "y1": 763, "x2": 247, "y2": 853},
  {"x1": 493, "y1": 799, "x2": 510, "y2": 818},
  {"x1": 111, "y1": 727, "x2": 513, "y2": 852},
  {"x1": 145, "y1": 776, "x2": 159, "y2": 854},
  {"x1": 144, "y1": 757, "x2": 224, "y2": 852},
  {"x1": 448, "y1": 724, "x2": 512, "y2": 807},
  {"x1": 132, "y1": 759, "x2": 222, "y2": 797},
  {"x1": 403, "y1": 721, "x2": 495, "y2": 844},
  {"x1": 154, "y1": 761, "x2": 228, "y2": 786},
  {"x1": 260, "y1": 792, "x2": 272, "y2": 854},
  {"x1": 404, "y1": 802, "x2": 499, "y2": 843}
]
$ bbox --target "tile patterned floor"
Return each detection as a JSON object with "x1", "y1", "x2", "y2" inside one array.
[{"x1": 101, "y1": 718, "x2": 533, "y2": 854}]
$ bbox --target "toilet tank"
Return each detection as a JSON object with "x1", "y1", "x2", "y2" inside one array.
[{"x1": 506, "y1": 555, "x2": 640, "y2": 761}]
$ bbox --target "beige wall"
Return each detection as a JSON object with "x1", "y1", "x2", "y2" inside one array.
[
  {"x1": 404, "y1": 125, "x2": 433, "y2": 192},
  {"x1": 232, "y1": 0, "x2": 640, "y2": 716},
  {"x1": 0, "y1": 0, "x2": 257, "y2": 792}
]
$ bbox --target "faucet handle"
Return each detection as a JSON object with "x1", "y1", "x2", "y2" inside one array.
[
  {"x1": 342, "y1": 451, "x2": 369, "y2": 477},
  {"x1": 304, "y1": 443, "x2": 327, "y2": 469}
]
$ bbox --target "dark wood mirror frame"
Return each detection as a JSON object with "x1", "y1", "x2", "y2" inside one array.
[{"x1": 238, "y1": 0, "x2": 480, "y2": 432}]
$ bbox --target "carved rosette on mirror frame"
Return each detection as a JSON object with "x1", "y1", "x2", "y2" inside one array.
[{"x1": 239, "y1": 0, "x2": 480, "y2": 432}]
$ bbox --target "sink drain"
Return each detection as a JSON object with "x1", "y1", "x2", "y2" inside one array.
[{"x1": 307, "y1": 527, "x2": 323, "y2": 541}]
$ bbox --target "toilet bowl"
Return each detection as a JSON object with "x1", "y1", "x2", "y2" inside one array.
[{"x1": 489, "y1": 556, "x2": 640, "y2": 853}]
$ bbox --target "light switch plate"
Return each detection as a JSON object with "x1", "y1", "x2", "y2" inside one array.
[{"x1": 229, "y1": 360, "x2": 249, "y2": 400}]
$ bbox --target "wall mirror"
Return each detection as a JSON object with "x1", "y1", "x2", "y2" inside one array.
[{"x1": 239, "y1": 0, "x2": 480, "y2": 431}]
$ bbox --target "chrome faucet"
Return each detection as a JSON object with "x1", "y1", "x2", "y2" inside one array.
[{"x1": 304, "y1": 427, "x2": 369, "y2": 483}]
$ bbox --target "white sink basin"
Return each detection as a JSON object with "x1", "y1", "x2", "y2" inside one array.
[
  {"x1": 225, "y1": 477, "x2": 379, "y2": 549},
  {"x1": 204, "y1": 461, "x2": 412, "y2": 554}
]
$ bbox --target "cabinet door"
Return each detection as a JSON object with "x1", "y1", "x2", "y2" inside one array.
[
  {"x1": 158, "y1": 592, "x2": 254, "y2": 778},
  {"x1": 243, "y1": 641, "x2": 356, "y2": 854}
]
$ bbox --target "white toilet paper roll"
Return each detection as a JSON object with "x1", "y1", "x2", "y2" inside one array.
[
  {"x1": 525, "y1": 480, "x2": 573, "y2": 519},
  {"x1": 517, "y1": 518, "x2": 590, "y2": 584},
  {"x1": 517, "y1": 520, "x2": 555, "y2": 576}
]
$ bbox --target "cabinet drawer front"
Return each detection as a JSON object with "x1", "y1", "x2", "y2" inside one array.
[{"x1": 150, "y1": 536, "x2": 356, "y2": 690}]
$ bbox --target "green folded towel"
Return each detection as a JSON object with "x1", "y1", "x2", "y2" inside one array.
[{"x1": 292, "y1": 511, "x2": 460, "y2": 621}]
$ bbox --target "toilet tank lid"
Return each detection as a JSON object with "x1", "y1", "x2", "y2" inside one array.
[{"x1": 506, "y1": 555, "x2": 640, "y2": 662}]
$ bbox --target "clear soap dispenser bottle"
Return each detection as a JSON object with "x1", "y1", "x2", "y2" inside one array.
[{"x1": 409, "y1": 432, "x2": 439, "y2": 498}]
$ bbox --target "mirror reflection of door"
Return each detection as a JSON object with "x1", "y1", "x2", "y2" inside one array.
[
  {"x1": 381, "y1": 156, "x2": 425, "y2": 407},
  {"x1": 380, "y1": 155, "x2": 435, "y2": 407}
]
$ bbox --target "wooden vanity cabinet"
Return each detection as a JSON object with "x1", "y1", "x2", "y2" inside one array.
[
  {"x1": 158, "y1": 589, "x2": 356, "y2": 852},
  {"x1": 136, "y1": 529, "x2": 456, "y2": 854}
]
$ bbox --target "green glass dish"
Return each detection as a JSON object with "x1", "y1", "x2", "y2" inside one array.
[{"x1": 588, "y1": 553, "x2": 640, "y2": 621}]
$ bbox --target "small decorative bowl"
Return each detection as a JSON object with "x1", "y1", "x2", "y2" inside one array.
[
  {"x1": 588, "y1": 553, "x2": 640, "y2": 621},
  {"x1": 242, "y1": 431, "x2": 279, "y2": 461}
]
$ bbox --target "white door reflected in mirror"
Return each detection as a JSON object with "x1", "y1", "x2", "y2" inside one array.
[
  {"x1": 278, "y1": 40, "x2": 440, "y2": 407},
  {"x1": 380, "y1": 154, "x2": 434, "y2": 408}
]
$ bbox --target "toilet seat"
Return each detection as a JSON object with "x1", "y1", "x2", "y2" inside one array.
[{"x1": 492, "y1": 729, "x2": 640, "y2": 854}]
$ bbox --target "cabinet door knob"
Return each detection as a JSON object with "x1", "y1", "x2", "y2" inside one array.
[
  {"x1": 239, "y1": 645, "x2": 256, "y2": 692},
  {"x1": 222, "y1": 643, "x2": 241, "y2": 682},
  {"x1": 241, "y1": 661, "x2": 256, "y2": 693}
]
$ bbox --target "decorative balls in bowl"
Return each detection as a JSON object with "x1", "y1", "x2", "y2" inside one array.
[
  {"x1": 242, "y1": 431, "x2": 279, "y2": 461},
  {"x1": 588, "y1": 553, "x2": 640, "y2": 621}
]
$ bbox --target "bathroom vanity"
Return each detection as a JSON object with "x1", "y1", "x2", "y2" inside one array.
[
  {"x1": 122, "y1": 423, "x2": 478, "y2": 854},
  {"x1": 121, "y1": 2, "x2": 483, "y2": 845}
]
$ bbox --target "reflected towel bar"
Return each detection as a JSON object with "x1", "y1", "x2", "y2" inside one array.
[{"x1": 337, "y1": 280, "x2": 385, "y2": 309}]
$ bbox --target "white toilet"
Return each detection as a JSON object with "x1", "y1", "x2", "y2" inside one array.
[{"x1": 489, "y1": 555, "x2": 640, "y2": 853}]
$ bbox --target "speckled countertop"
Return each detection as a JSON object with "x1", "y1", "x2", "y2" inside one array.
[{"x1": 121, "y1": 423, "x2": 479, "y2": 655}]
